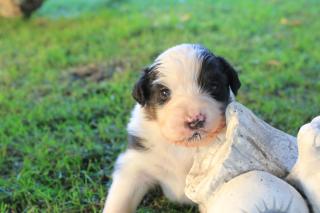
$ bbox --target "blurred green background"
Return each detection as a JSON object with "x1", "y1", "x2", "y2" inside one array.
[{"x1": 0, "y1": 0, "x2": 319, "y2": 212}]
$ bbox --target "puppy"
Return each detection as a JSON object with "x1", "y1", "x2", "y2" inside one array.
[{"x1": 103, "y1": 44, "x2": 241, "y2": 213}]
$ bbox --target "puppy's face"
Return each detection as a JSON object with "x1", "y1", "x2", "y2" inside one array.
[{"x1": 133, "y1": 44, "x2": 241, "y2": 146}]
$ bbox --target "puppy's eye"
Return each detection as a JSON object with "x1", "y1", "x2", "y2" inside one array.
[
  {"x1": 211, "y1": 83, "x2": 220, "y2": 92},
  {"x1": 159, "y1": 87, "x2": 170, "y2": 101}
]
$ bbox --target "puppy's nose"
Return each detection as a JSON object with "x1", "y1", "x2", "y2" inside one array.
[{"x1": 186, "y1": 114, "x2": 206, "y2": 130}]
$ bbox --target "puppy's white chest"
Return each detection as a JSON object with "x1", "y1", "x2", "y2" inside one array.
[{"x1": 150, "y1": 146, "x2": 195, "y2": 203}]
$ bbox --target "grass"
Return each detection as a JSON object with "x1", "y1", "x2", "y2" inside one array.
[{"x1": 0, "y1": 0, "x2": 319, "y2": 212}]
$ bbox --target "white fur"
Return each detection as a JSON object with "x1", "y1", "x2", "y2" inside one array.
[{"x1": 103, "y1": 44, "x2": 227, "y2": 213}]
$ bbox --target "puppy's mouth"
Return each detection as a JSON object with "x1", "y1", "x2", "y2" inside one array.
[{"x1": 187, "y1": 132, "x2": 203, "y2": 142}]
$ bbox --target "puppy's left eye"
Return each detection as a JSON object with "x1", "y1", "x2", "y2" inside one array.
[
  {"x1": 212, "y1": 85, "x2": 218, "y2": 90},
  {"x1": 159, "y1": 87, "x2": 170, "y2": 101}
]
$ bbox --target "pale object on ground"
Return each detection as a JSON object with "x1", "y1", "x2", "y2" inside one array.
[
  {"x1": 185, "y1": 102, "x2": 298, "y2": 207},
  {"x1": 206, "y1": 171, "x2": 308, "y2": 213},
  {"x1": 288, "y1": 116, "x2": 320, "y2": 213}
]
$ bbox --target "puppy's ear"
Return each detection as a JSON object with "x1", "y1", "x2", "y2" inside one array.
[
  {"x1": 132, "y1": 68, "x2": 151, "y2": 106},
  {"x1": 217, "y1": 56, "x2": 241, "y2": 95}
]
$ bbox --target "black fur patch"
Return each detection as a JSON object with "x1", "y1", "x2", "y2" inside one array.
[
  {"x1": 128, "y1": 134, "x2": 148, "y2": 151},
  {"x1": 132, "y1": 63, "x2": 170, "y2": 120},
  {"x1": 132, "y1": 64, "x2": 159, "y2": 107},
  {"x1": 195, "y1": 44, "x2": 241, "y2": 103}
]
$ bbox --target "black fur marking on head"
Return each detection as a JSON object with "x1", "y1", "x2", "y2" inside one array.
[
  {"x1": 216, "y1": 56, "x2": 241, "y2": 96},
  {"x1": 132, "y1": 63, "x2": 171, "y2": 120},
  {"x1": 128, "y1": 134, "x2": 149, "y2": 151},
  {"x1": 132, "y1": 64, "x2": 159, "y2": 107},
  {"x1": 195, "y1": 45, "x2": 241, "y2": 103}
]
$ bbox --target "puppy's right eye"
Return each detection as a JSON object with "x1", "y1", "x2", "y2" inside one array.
[{"x1": 159, "y1": 87, "x2": 170, "y2": 101}]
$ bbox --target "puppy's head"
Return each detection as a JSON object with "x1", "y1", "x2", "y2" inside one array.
[{"x1": 132, "y1": 44, "x2": 241, "y2": 146}]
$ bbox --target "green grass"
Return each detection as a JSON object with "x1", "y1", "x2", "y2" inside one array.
[{"x1": 0, "y1": 0, "x2": 319, "y2": 212}]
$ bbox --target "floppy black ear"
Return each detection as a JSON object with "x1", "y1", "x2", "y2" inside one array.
[
  {"x1": 132, "y1": 68, "x2": 151, "y2": 106},
  {"x1": 217, "y1": 56, "x2": 241, "y2": 95}
]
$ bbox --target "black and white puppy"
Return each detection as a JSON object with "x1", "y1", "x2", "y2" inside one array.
[{"x1": 103, "y1": 44, "x2": 241, "y2": 213}]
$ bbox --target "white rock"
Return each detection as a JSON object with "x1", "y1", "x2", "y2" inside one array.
[
  {"x1": 206, "y1": 171, "x2": 308, "y2": 213},
  {"x1": 288, "y1": 116, "x2": 320, "y2": 213},
  {"x1": 185, "y1": 102, "x2": 298, "y2": 207}
]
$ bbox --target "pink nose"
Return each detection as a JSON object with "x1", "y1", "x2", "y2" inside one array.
[{"x1": 186, "y1": 113, "x2": 206, "y2": 130}]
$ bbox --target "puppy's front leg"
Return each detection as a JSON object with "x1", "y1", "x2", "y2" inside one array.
[{"x1": 103, "y1": 151, "x2": 154, "y2": 213}]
